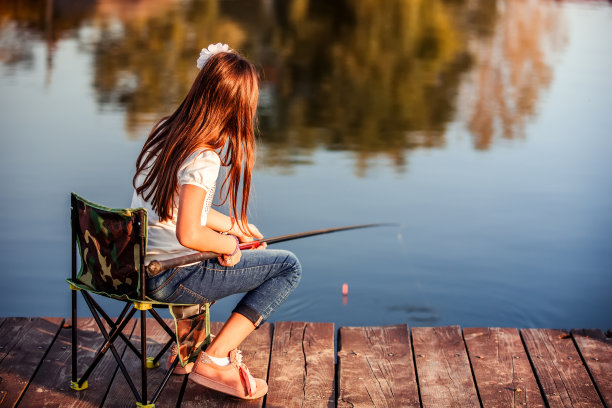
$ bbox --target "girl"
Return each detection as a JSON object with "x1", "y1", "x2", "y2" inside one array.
[{"x1": 131, "y1": 43, "x2": 301, "y2": 400}]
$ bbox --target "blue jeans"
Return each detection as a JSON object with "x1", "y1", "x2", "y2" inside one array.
[{"x1": 145, "y1": 249, "x2": 301, "y2": 326}]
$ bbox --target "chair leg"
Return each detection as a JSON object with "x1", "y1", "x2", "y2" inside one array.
[
  {"x1": 90, "y1": 299, "x2": 142, "y2": 359},
  {"x1": 176, "y1": 375, "x2": 189, "y2": 408},
  {"x1": 149, "y1": 308, "x2": 176, "y2": 338},
  {"x1": 68, "y1": 287, "x2": 88, "y2": 391},
  {"x1": 70, "y1": 289, "x2": 82, "y2": 388},
  {"x1": 150, "y1": 354, "x2": 179, "y2": 405},
  {"x1": 81, "y1": 293, "x2": 141, "y2": 399},
  {"x1": 151, "y1": 338, "x2": 174, "y2": 366},
  {"x1": 140, "y1": 309, "x2": 148, "y2": 405},
  {"x1": 148, "y1": 308, "x2": 177, "y2": 365}
]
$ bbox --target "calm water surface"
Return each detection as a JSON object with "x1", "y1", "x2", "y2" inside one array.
[{"x1": 1, "y1": 0, "x2": 611, "y2": 329}]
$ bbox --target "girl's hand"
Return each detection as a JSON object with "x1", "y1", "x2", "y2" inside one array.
[
  {"x1": 218, "y1": 248, "x2": 242, "y2": 267},
  {"x1": 234, "y1": 222, "x2": 262, "y2": 241},
  {"x1": 235, "y1": 223, "x2": 267, "y2": 249}
]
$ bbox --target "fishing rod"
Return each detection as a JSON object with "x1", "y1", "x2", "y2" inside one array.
[{"x1": 146, "y1": 223, "x2": 393, "y2": 277}]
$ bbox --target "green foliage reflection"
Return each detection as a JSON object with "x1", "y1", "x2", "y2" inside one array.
[
  {"x1": 89, "y1": 0, "x2": 494, "y2": 173},
  {"x1": 0, "y1": 0, "x2": 565, "y2": 173}
]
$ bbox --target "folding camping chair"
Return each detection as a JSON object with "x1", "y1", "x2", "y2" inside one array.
[{"x1": 67, "y1": 192, "x2": 212, "y2": 407}]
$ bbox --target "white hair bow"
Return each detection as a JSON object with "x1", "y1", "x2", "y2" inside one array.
[{"x1": 197, "y1": 43, "x2": 233, "y2": 69}]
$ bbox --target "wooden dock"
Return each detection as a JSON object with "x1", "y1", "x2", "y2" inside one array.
[{"x1": 1, "y1": 317, "x2": 610, "y2": 407}]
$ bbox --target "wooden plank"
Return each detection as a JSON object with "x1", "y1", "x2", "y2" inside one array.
[
  {"x1": 463, "y1": 327, "x2": 545, "y2": 408},
  {"x1": 266, "y1": 322, "x2": 335, "y2": 408},
  {"x1": 18, "y1": 317, "x2": 137, "y2": 407},
  {"x1": 337, "y1": 324, "x2": 419, "y2": 408},
  {"x1": 3, "y1": 319, "x2": 608, "y2": 408},
  {"x1": 571, "y1": 329, "x2": 612, "y2": 407},
  {"x1": 179, "y1": 321, "x2": 273, "y2": 407},
  {"x1": 412, "y1": 326, "x2": 480, "y2": 408},
  {"x1": 0, "y1": 317, "x2": 64, "y2": 407},
  {"x1": 521, "y1": 328, "x2": 603, "y2": 407},
  {"x1": 0, "y1": 318, "x2": 30, "y2": 365},
  {"x1": 103, "y1": 317, "x2": 178, "y2": 407}
]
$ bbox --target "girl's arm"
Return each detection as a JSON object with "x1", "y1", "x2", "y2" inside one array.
[
  {"x1": 206, "y1": 208, "x2": 234, "y2": 233},
  {"x1": 206, "y1": 206, "x2": 264, "y2": 244},
  {"x1": 176, "y1": 184, "x2": 238, "y2": 256}
]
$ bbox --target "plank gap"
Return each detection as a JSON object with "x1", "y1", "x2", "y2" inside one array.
[
  {"x1": 409, "y1": 327, "x2": 424, "y2": 408},
  {"x1": 461, "y1": 328, "x2": 485, "y2": 408},
  {"x1": 571, "y1": 329, "x2": 612, "y2": 407},
  {"x1": 519, "y1": 327, "x2": 548, "y2": 406}
]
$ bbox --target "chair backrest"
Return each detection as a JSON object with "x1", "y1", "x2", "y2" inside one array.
[{"x1": 71, "y1": 193, "x2": 147, "y2": 299}]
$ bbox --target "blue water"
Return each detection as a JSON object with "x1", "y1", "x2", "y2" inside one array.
[{"x1": 0, "y1": 0, "x2": 610, "y2": 329}]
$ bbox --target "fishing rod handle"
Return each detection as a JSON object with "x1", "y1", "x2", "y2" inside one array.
[
  {"x1": 146, "y1": 251, "x2": 219, "y2": 277},
  {"x1": 147, "y1": 241, "x2": 260, "y2": 276},
  {"x1": 239, "y1": 241, "x2": 261, "y2": 250}
]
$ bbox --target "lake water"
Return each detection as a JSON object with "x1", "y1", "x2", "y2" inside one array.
[{"x1": 1, "y1": 0, "x2": 611, "y2": 329}]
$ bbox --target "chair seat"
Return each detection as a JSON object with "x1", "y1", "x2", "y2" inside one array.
[{"x1": 67, "y1": 278, "x2": 199, "y2": 307}]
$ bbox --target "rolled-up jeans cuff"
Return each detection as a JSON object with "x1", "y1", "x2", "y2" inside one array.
[{"x1": 232, "y1": 304, "x2": 264, "y2": 328}]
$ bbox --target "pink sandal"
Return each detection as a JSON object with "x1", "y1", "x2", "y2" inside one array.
[{"x1": 189, "y1": 349, "x2": 268, "y2": 399}]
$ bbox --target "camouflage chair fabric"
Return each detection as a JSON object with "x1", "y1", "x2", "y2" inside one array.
[{"x1": 68, "y1": 193, "x2": 209, "y2": 366}]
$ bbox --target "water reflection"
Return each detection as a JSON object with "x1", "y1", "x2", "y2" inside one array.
[
  {"x1": 458, "y1": 0, "x2": 567, "y2": 149},
  {"x1": 259, "y1": 0, "x2": 478, "y2": 174},
  {"x1": 385, "y1": 304, "x2": 439, "y2": 323},
  {"x1": 0, "y1": 0, "x2": 94, "y2": 84},
  {"x1": 0, "y1": 0, "x2": 566, "y2": 171}
]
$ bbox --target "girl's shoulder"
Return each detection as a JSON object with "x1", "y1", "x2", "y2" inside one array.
[
  {"x1": 178, "y1": 148, "x2": 221, "y2": 179},
  {"x1": 182, "y1": 148, "x2": 221, "y2": 167},
  {"x1": 178, "y1": 148, "x2": 221, "y2": 189}
]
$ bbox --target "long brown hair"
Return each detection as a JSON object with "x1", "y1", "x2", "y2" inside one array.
[{"x1": 133, "y1": 51, "x2": 259, "y2": 234}]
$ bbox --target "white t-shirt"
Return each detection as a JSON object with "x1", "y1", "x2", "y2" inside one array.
[{"x1": 131, "y1": 149, "x2": 221, "y2": 263}]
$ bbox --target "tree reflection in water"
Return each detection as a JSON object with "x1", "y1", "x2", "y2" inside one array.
[
  {"x1": 458, "y1": 0, "x2": 567, "y2": 150},
  {"x1": 0, "y1": 0, "x2": 566, "y2": 173}
]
